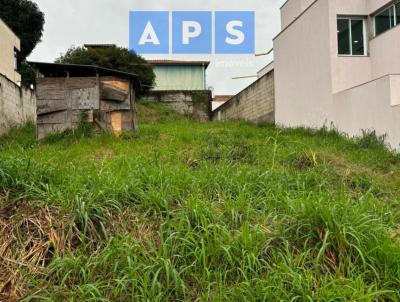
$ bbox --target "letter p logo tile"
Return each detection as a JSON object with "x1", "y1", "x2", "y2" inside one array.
[
  {"x1": 172, "y1": 12, "x2": 212, "y2": 54},
  {"x1": 130, "y1": 12, "x2": 169, "y2": 54}
]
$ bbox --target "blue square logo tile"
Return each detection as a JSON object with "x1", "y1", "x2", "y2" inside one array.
[
  {"x1": 215, "y1": 11, "x2": 255, "y2": 54},
  {"x1": 129, "y1": 11, "x2": 169, "y2": 54},
  {"x1": 172, "y1": 12, "x2": 212, "y2": 54}
]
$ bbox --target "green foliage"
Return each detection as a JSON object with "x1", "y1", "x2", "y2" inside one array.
[
  {"x1": 0, "y1": 122, "x2": 36, "y2": 150},
  {"x1": 42, "y1": 115, "x2": 95, "y2": 145},
  {"x1": 0, "y1": 0, "x2": 44, "y2": 87},
  {"x1": 1, "y1": 103, "x2": 400, "y2": 301},
  {"x1": 136, "y1": 99, "x2": 188, "y2": 124},
  {"x1": 19, "y1": 61, "x2": 37, "y2": 87},
  {"x1": 355, "y1": 129, "x2": 388, "y2": 149},
  {"x1": 0, "y1": 0, "x2": 44, "y2": 58},
  {"x1": 55, "y1": 46, "x2": 155, "y2": 95},
  {"x1": 77, "y1": 111, "x2": 93, "y2": 137}
]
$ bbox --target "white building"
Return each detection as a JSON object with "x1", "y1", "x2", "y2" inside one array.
[
  {"x1": 273, "y1": 0, "x2": 400, "y2": 148},
  {"x1": 0, "y1": 18, "x2": 21, "y2": 85}
]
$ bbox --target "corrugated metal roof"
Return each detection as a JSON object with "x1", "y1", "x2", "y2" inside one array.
[
  {"x1": 29, "y1": 61, "x2": 139, "y2": 79},
  {"x1": 84, "y1": 44, "x2": 117, "y2": 48},
  {"x1": 147, "y1": 60, "x2": 210, "y2": 69}
]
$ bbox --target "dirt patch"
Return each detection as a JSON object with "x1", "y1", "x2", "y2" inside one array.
[
  {"x1": 289, "y1": 152, "x2": 319, "y2": 171},
  {"x1": 0, "y1": 203, "x2": 69, "y2": 302},
  {"x1": 0, "y1": 200, "x2": 162, "y2": 301}
]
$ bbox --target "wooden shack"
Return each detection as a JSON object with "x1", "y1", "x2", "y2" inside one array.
[{"x1": 29, "y1": 62, "x2": 140, "y2": 140}]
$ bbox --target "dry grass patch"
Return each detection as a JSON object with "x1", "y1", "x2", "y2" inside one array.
[{"x1": 0, "y1": 203, "x2": 68, "y2": 301}]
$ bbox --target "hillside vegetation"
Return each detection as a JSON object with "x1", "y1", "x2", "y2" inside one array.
[{"x1": 1, "y1": 101, "x2": 400, "y2": 301}]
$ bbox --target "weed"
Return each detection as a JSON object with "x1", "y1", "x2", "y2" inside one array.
[
  {"x1": 355, "y1": 129, "x2": 388, "y2": 150},
  {"x1": 42, "y1": 113, "x2": 94, "y2": 145},
  {"x1": 0, "y1": 102, "x2": 400, "y2": 301}
]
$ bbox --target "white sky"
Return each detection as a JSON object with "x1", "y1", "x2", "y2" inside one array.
[{"x1": 29, "y1": 0, "x2": 286, "y2": 96}]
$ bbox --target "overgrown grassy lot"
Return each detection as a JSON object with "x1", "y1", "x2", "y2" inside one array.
[{"x1": 1, "y1": 101, "x2": 400, "y2": 301}]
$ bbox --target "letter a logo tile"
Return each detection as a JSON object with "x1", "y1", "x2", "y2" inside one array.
[{"x1": 130, "y1": 11, "x2": 169, "y2": 54}]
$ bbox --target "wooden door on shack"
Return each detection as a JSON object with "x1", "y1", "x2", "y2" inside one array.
[{"x1": 99, "y1": 77, "x2": 135, "y2": 135}]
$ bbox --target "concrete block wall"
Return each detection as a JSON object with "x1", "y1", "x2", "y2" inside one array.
[
  {"x1": 0, "y1": 73, "x2": 36, "y2": 135},
  {"x1": 145, "y1": 90, "x2": 212, "y2": 122},
  {"x1": 213, "y1": 71, "x2": 275, "y2": 123}
]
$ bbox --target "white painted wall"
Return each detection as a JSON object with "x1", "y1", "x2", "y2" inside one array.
[
  {"x1": 333, "y1": 75, "x2": 400, "y2": 149},
  {"x1": 368, "y1": 0, "x2": 392, "y2": 13},
  {"x1": 370, "y1": 25, "x2": 400, "y2": 79},
  {"x1": 329, "y1": 0, "x2": 372, "y2": 93},
  {"x1": 274, "y1": 0, "x2": 333, "y2": 128},
  {"x1": 333, "y1": 0, "x2": 368, "y2": 15},
  {"x1": 274, "y1": 0, "x2": 400, "y2": 149},
  {"x1": 0, "y1": 19, "x2": 21, "y2": 85},
  {"x1": 390, "y1": 75, "x2": 400, "y2": 106},
  {"x1": 331, "y1": 57, "x2": 372, "y2": 93},
  {"x1": 280, "y1": 0, "x2": 316, "y2": 29}
]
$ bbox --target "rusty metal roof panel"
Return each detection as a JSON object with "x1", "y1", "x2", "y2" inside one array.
[
  {"x1": 29, "y1": 61, "x2": 139, "y2": 79},
  {"x1": 146, "y1": 60, "x2": 210, "y2": 69}
]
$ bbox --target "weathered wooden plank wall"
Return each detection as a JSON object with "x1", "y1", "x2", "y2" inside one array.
[{"x1": 36, "y1": 76, "x2": 136, "y2": 139}]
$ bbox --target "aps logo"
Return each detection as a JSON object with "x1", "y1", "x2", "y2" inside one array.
[{"x1": 129, "y1": 11, "x2": 255, "y2": 54}]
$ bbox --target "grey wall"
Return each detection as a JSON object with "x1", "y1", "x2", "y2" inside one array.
[
  {"x1": 212, "y1": 71, "x2": 275, "y2": 123},
  {"x1": 0, "y1": 73, "x2": 36, "y2": 135},
  {"x1": 145, "y1": 90, "x2": 212, "y2": 122}
]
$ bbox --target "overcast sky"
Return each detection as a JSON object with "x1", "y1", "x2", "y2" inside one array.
[{"x1": 29, "y1": 0, "x2": 285, "y2": 96}]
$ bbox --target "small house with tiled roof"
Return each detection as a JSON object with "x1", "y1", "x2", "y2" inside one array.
[{"x1": 146, "y1": 60, "x2": 209, "y2": 91}]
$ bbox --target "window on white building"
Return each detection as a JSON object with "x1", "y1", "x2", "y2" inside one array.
[
  {"x1": 337, "y1": 17, "x2": 366, "y2": 56},
  {"x1": 14, "y1": 48, "x2": 18, "y2": 71},
  {"x1": 374, "y1": 2, "x2": 400, "y2": 36}
]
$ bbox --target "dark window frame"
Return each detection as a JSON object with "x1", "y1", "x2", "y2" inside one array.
[
  {"x1": 337, "y1": 16, "x2": 367, "y2": 56},
  {"x1": 374, "y1": 1, "x2": 400, "y2": 36},
  {"x1": 14, "y1": 48, "x2": 21, "y2": 72}
]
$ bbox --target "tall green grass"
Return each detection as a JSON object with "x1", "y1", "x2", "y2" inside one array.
[{"x1": 0, "y1": 102, "x2": 400, "y2": 301}]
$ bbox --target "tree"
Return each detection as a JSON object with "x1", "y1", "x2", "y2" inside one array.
[
  {"x1": 0, "y1": 0, "x2": 44, "y2": 86},
  {"x1": 0, "y1": 0, "x2": 44, "y2": 58},
  {"x1": 56, "y1": 46, "x2": 155, "y2": 94}
]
